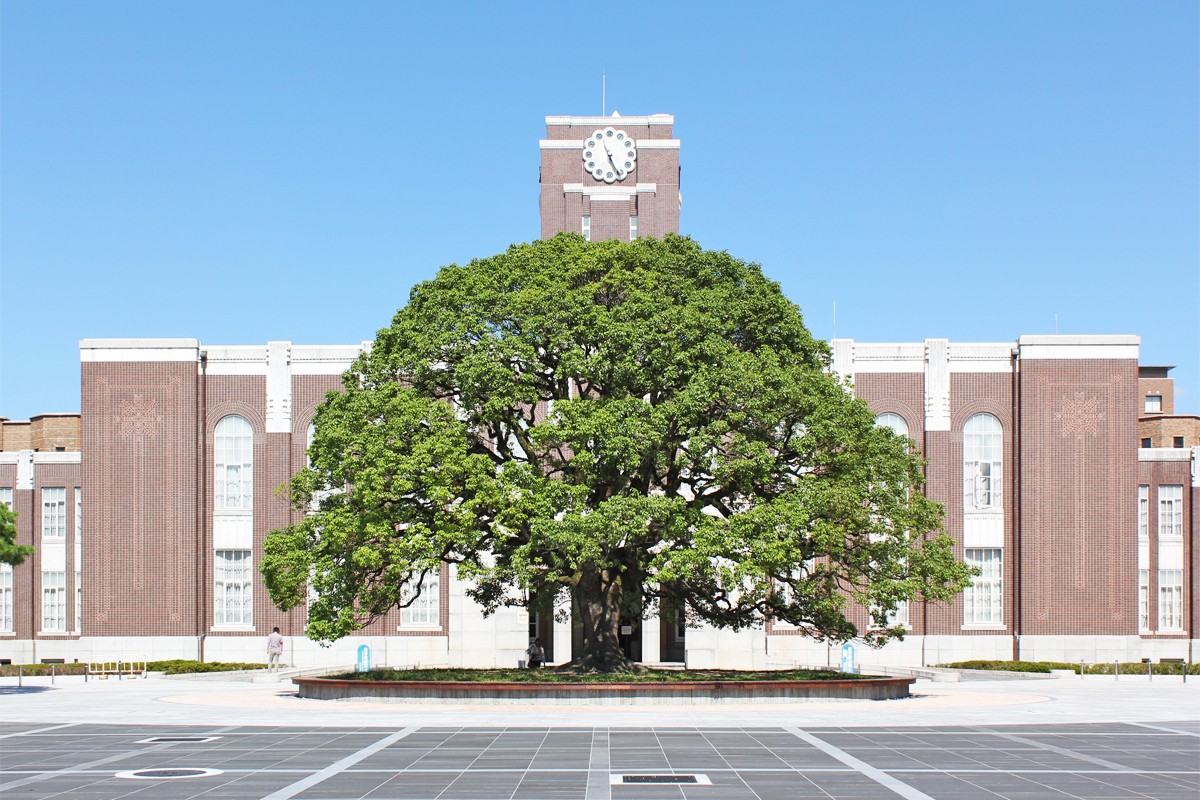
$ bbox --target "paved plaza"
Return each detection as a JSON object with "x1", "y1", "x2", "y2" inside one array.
[{"x1": 1, "y1": 674, "x2": 1197, "y2": 799}]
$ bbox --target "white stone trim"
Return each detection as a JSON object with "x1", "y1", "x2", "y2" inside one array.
[
  {"x1": 80, "y1": 338, "x2": 200, "y2": 363},
  {"x1": 829, "y1": 339, "x2": 854, "y2": 387},
  {"x1": 1017, "y1": 335, "x2": 1139, "y2": 361},
  {"x1": 1138, "y1": 448, "x2": 1193, "y2": 462},
  {"x1": 41, "y1": 541, "x2": 66, "y2": 571},
  {"x1": 265, "y1": 341, "x2": 292, "y2": 434},
  {"x1": 213, "y1": 513, "x2": 253, "y2": 550},
  {"x1": 541, "y1": 139, "x2": 679, "y2": 150},
  {"x1": 561, "y1": 183, "x2": 657, "y2": 195},
  {"x1": 16, "y1": 450, "x2": 33, "y2": 490},
  {"x1": 924, "y1": 339, "x2": 951, "y2": 432},
  {"x1": 204, "y1": 346, "x2": 267, "y2": 376},
  {"x1": 849, "y1": 342, "x2": 925, "y2": 373},
  {"x1": 963, "y1": 513, "x2": 1004, "y2": 548},
  {"x1": 590, "y1": 194, "x2": 633, "y2": 202},
  {"x1": 545, "y1": 114, "x2": 673, "y2": 126},
  {"x1": 31, "y1": 452, "x2": 81, "y2": 464},
  {"x1": 948, "y1": 343, "x2": 1014, "y2": 373},
  {"x1": 0, "y1": 453, "x2": 17, "y2": 465},
  {"x1": 1193, "y1": 447, "x2": 1200, "y2": 487}
]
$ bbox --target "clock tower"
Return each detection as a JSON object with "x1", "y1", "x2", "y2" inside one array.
[{"x1": 539, "y1": 113, "x2": 680, "y2": 242}]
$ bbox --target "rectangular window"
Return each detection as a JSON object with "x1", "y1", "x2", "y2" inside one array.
[
  {"x1": 214, "y1": 550, "x2": 253, "y2": 626},
  {"x1": 42, "y1": 571, "x2": 66, "y2": 631},
  {"x1": 1141, "y1": 438, "x2": 1153, "y2": 448},
  {"x1": 0, "y1": 566, "x2": 12, "y2": 633},
  {"x1": 1157, "y1": 569, "x2": 1183, "y2": 631},
  {"x1": 629, "y1": 215, "x2": 638, "y2": 240},
  {"x1": 581, "y1": 215, "x2": 591, "y2": 242},
  {"x1": 74, "y1": 488, "x2": 82, "y2": 631},
  {"x1": 1138, "y1": 569, "x2": 1149, "y2": 632},
  {"x1": 964, "y1": 548, "x2": 1003, "y2": 625},
  {"x1": 1173, "y1": 436, "x2": 1185, "y2": 448},
  {"x1": 75, "y1": 569, "x2": 82, "y2": 633},
  {"x1": 401, "y1": 571, "x2": 439, "y2": 627},
  {"x1": 1138, "y1": 485, "x2": 1149, "y2": 538},
  {"x1": 41, "y1": 488, "x2": 67, "y2": 539},
  {"x1": 1158, "y1": 485, "x2": 1183, "y2": 538},
  {"x1": 1144, "y1": 395, "x2": 1162, "y2": 413},
  {"x1": 0, "y1": 487, "x2": 12, "y2": 509}
]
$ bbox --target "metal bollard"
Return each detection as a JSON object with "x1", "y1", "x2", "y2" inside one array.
[
  {"x1": 1184, "y1": 661, "x2": 1189, "y2": 684},
  {"x1": 1114, "y1": 660, "x2": 1119, "y2": 680},
  {"x1": 18, "y1": 664, "x2": 22, "y2": 688},
  {"x1": 1147, "y1": 661, "x2": 1152, "y2": 681},
  {"x1": 117, "y1": 659, "x2": 122, "y2": 681},
  {"x1": 1079, "y1": 660, "x2": 1084, "y2": 679},
  {"x1": 51, "y1": 664, "x2": 56, "y2": 685}
]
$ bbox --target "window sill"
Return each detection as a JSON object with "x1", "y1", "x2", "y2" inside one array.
[
  {"x1": 37, "y1": 631, "x2": 75, "y2": 637},
  {"x1": 961, "y1": 624, "x2": 1006, "y2": 631},
  {"x1": 210, "y1": 625, "x2": 255, "y2": 632}
]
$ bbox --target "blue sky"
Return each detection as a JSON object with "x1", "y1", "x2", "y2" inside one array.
[{"x1": 2, "y1": 2, "x2": 1197, "y2": 420}]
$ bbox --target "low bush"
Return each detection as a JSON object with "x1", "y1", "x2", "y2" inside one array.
[
  {"x1": 0, "y1": 663, "x2": 87, "y2": 677},
  {"x1": 937, "y1": 660, "x2": 1077, "y2": 673},
  {"x1": 335, "y1": 667, "x2": 861, "y2": 683},
  {"x1": 938, "y1": 659, "x2": 1198, "y2": 675},
  {"x1": 144, "y1": 660, "x2": 269, "y2": 674}
]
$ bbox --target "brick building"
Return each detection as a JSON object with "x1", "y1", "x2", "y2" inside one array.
[{"x1": 0, "y1": 113, "x2": 1195, "y2": 668}]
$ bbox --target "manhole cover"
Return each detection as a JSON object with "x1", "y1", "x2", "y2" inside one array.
[
  {"x1": 611, "y1": 774, "x2": 712, "y2": 785},
  {"x1": 115, "y1": 767, "x2": 223, "y2": 780},
  {"x1": 135, "y1": 736, "x2": 219, "y2": 744}
]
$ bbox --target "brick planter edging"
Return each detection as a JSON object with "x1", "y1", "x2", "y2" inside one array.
[{"x1": 293, "y1": 676, "x2": 915, "y2": 704}]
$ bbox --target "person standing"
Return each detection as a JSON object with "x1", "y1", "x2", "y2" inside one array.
[
  {"x1": 525, "y1": 637, "x2": 545, "y2": 669},
  {"x1": 267, "y1": 627, "x2": 284, "y2": 672}
]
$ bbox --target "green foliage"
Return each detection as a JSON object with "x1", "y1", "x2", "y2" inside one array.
[
  {"x1": 0, "y1": 502, "x2": 33, "y2": 566},
  {"x1": 938, "y1": 659, "x2": 1200, "y2": 675},
  {"x1": 144, "y1": 660, "x2": 269, "y2": 674},
  {"x1": 264, "y1": 234, "x2": 973, "y2": 664},
  {"x1": 938, "y1": 660, "x2": 1078, "y2": 673},
  {"x1": 337, "y1": 667, "x2": 866, "y2": 683},
  {"x1": 0, "y1": 663, "x2": 87, "y2": 676}
]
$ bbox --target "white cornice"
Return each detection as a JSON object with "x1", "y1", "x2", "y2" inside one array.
[
  {"x1": 1018, "y1": 335, "x2": 1139, "y2": 361},
  {"x1": 80, "y1": 339, "x2": 200, "y2": 363},
  {"x1": 1137, "y1": 448, "x2": 1193, "y2": 462},
  {"x1": 32, "y1": 452, "x2": 81, "y2": 464},
  {"x1": 540, "y1": 139, "x2": 680, "y2": 150},
  {"x1": 545, "y1": 114, "x2": 673, "y2": 126},
  {"x1": 561, "y1": 183, "x2": 657, "y2": 196}
]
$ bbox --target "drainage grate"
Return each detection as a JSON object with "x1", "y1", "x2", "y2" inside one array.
[
  {"x1": 611, "y1": 773, "x2": 712, "y2": 785},
  {"x1": 115, "y1": 767, "x2": 223, "y2": 780},
  {"x1": 135, "y1": 736, "x2": 220, "y2": 744}
]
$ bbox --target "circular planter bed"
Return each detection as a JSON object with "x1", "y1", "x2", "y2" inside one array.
[{"x1": 293, "y1": 674, "x2": 915, "y2": 704}]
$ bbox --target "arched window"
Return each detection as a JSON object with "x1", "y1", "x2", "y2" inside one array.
[
  {"x1": 215, "y1": 415, "x2": 253, "y2": 510},
  {"x1": 875, "y1": 412, "x2": 909, "y2": 438},
  {"x1": 963, "y1": 413, "x2": 1002, "y2": 511}
]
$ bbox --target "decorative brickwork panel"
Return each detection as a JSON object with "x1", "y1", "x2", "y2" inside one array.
[
  {"x1": 1019, "y1": 359, "x2": 1137, "y2": 635},
  {"x1": 83, "y1": 362, "x2": 198, "y2": 636}
]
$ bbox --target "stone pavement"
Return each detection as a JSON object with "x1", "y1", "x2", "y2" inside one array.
[{"x1": 0, "y1": 674, "x2": 1197, "y2": 799}]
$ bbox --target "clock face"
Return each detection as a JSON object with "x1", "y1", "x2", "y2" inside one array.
[{"x1": 582, "y1": 128, "x2": 636, "y2": 183}]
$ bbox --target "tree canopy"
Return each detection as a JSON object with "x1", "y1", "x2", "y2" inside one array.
[
  {"x1": 0, "y1": 503, "x2": 32, "y2": 566},
  {"x1": 263, "y1": 234, "x2": 972, "y2": 670}
]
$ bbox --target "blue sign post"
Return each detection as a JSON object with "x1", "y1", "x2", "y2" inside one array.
[
  {"x1": 840, "y1": 643, "x2": 855, "y2": 674},
  {"x1": 356, "y1": 644, "x2": 371, "y2": 673}
]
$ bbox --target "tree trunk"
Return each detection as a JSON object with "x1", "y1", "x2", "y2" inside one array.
[{"x1": 571, "y1": 566, "x2": 631, "y2": 672}]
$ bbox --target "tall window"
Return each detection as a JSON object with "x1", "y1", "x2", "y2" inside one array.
[
  {"x1": 42, "y1": 571, "x2": 66, "y2": 631},
  {"x1": 963, "y1": 414, "x2": 1002, "y2": 511},
  {"x1": 215, "y1": 416, "x2": 254, "y2": 510},
  {"x1": 214, "y1": 550, "x2": 253, "y2": 626},
  {"x1": 1158, "y1": 486, "x2": 1183, "y2": 538},
  {"x1": 1158, "y1": 569, "x2": 1183, "y2": 631},
  {"x1": 1137, "y1": 485, "x2": 1149, "y2": 538},
  {"x1": 875, "y1": 412, "x2": 909, "y2": 438},
  {"x1": 75, "y1": 488, "x2": 82, "y2": 632},
  {"x1": 1144, "y1": 395, "x2": 1162, "y2": 413},
  {"x1": 964, "y1": 548, "x2": 1002, "y2": 625},
  {"x1": 402, "y1": 571, "x2": 439, "y2": 627},
  {"x1": 0, "y1": 566, "x2": 12, "y2": 633},
  {"x1": 581, "y1": 215, "x2": 591, "y2": 242},
  {"x1": 629, "y1": 215, "x2": 638, "y2": 240},
  {"x1": 1138, "y1": 570, "x2": 1149, "y2": 632},
  {"x1": 42, "y1": 488, "x2": 67, "y2": 538}
]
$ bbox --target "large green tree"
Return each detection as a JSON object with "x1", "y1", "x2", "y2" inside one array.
[
  {"x1": 263, "y1": 234, "x2": 972, "y2": 670},
  {"x1": 0, "y1": 503, "x2": 32, "y2": 566}
]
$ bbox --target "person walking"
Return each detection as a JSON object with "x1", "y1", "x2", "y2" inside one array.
[{"x1": 267, "y1": 627, "x2": 284, "y2": 672}]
